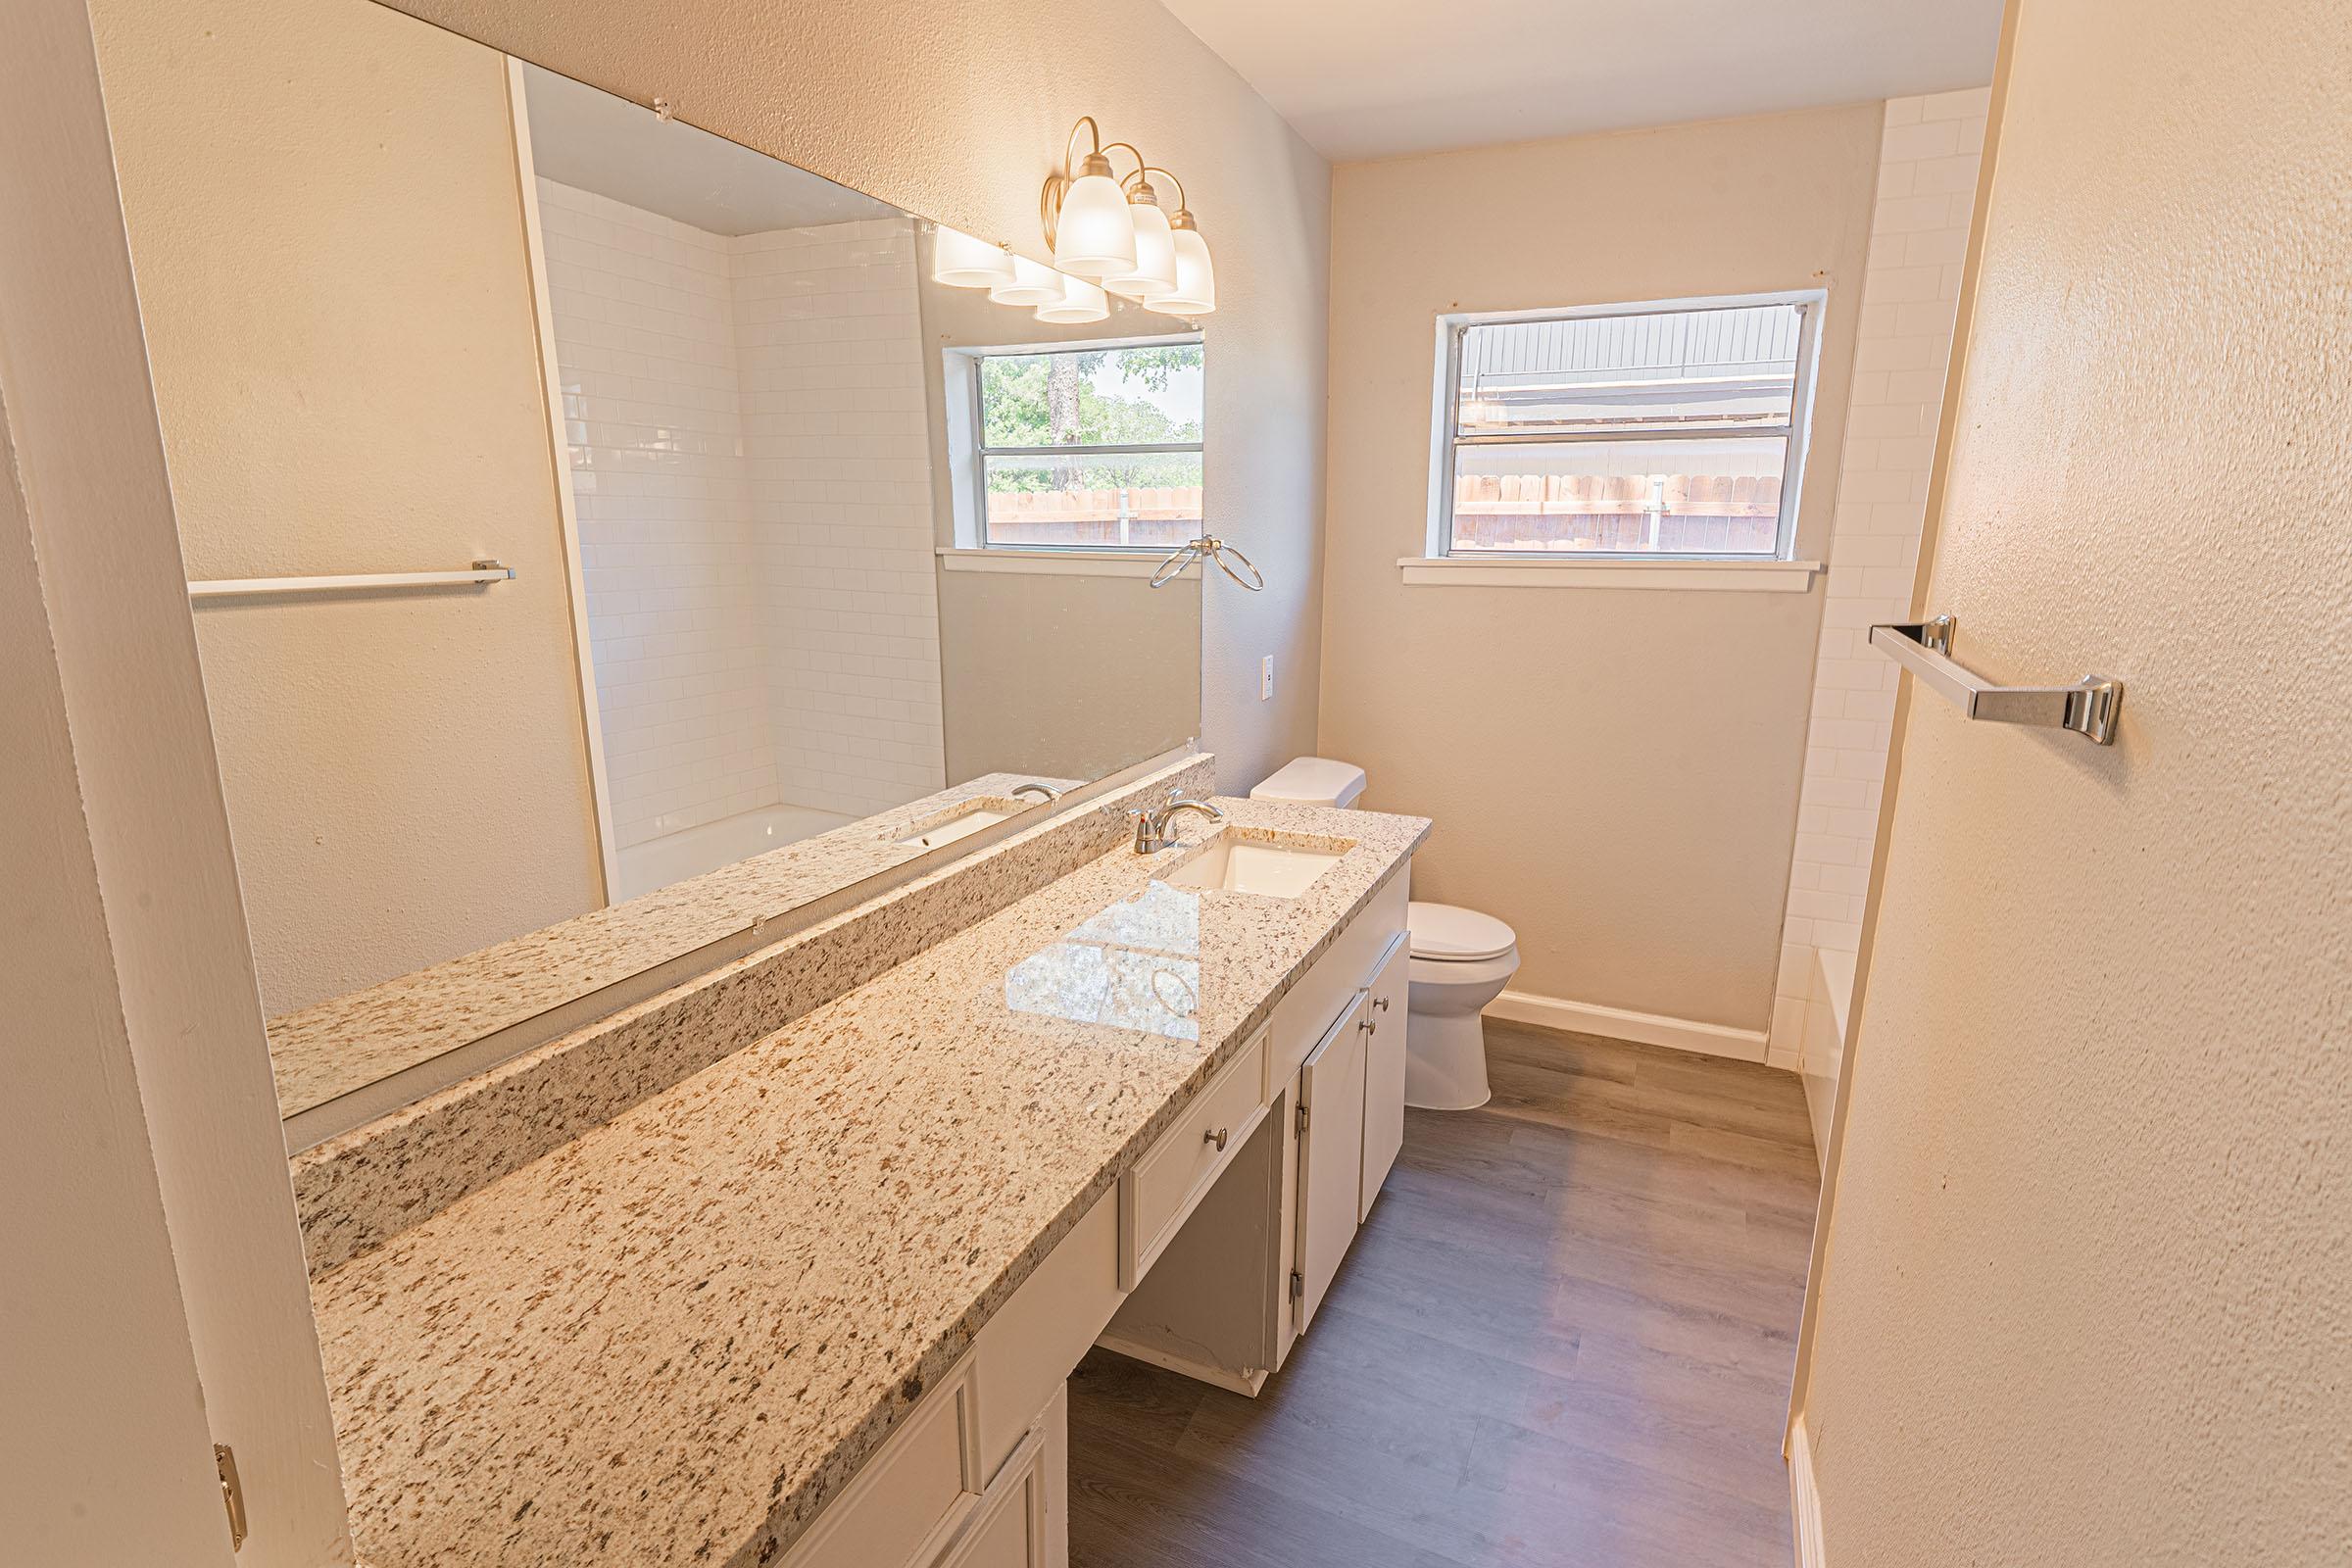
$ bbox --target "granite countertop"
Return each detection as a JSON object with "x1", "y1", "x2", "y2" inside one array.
[
  {"x1": 269, "y1": 772, "x2": 1083, "y2": 1118},
  {"x1": 309, "y1": 797, "x2": 1430, "y2": 1568}
]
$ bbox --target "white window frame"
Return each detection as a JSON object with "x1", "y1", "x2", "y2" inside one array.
[
  {"x1": 943, "y1": 331, "x2": 1205, "y2": 558},
  {"x1": 1426, "y1": 290, "x2": 1827, "y2": 564}
]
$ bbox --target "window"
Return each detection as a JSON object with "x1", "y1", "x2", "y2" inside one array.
[
  {"x1": 1435, "y1": 297, "x2": 1821, "y2": 559},
  {"x1": 970, "y1": 340, "x2": 1204, "y2": 550}
]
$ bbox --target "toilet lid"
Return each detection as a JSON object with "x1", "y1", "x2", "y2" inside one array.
[{"x1": 1408, "y1": 902, "x2": 1517, "y2": 962}]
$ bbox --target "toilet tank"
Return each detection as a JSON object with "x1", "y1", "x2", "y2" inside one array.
[{"x1": 1250, "y1": 757, "x2": 1366, "y2": 809}]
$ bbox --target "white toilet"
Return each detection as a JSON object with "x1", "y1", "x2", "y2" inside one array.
[{"x1": 1250, "y1": 758, "x2": 1519, "y2": 1110}]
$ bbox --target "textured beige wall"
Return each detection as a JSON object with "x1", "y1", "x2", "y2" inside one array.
[
  {"x1": 1318, "y1": 106, "x2": 1882, "y2": 1031},
  {"x1": 938, "y1": 571, "x2": 1200, "y2": 782},
  {"x1": 1804, "y1": 0, "x2": 2351, "y2": 1558},
  {"x1": 371, "y1": 0, "x2": 1331, "y2": 794},
  {"x1": 90, "y1": 0, "x2": 604, "y2": 1015}
]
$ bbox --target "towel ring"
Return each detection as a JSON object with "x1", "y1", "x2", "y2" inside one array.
[{"x1": 1150, "y1": 535, "x2": 1266, "y2": 591}]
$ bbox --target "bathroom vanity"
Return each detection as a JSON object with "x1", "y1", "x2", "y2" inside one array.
[
  {"x1": 72, "y1": 3, "x2": 1380, "y2": 1560},
  {"x1": 306, "y1": 793, "x2": 1426, "y2": 1566}
]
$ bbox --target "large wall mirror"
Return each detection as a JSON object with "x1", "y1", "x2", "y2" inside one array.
[{"x1": 87, "y1": 0, "x2": 1206, "y2": 1141}]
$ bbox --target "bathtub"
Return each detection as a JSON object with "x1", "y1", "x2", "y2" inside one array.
[
  {"x1": 613, "y1": 802, "x2": 859, "y2": 902},
  {"x1": 1800, "y1": 947, "x2": 1856, "y2": 1169}
]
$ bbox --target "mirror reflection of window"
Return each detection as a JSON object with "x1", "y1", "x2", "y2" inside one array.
[{"x1": 972, "y1": 343, "x2": 1205, "y2": 550}]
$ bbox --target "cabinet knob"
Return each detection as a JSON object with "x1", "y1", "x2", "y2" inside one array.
[
  {"x1": 1203, "y1": 1127, "x2": 1229, "y2": 1152},
  {"x1": 1373, "y1": 997, "x2": 1391, "y2": 1012}
]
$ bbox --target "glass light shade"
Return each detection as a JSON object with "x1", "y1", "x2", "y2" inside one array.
[
  {"x1": 1051, "y1": 171, "x2": 1138, "y2": 278},
  {"x1": 988, "y1": 254, "x2": 1068, "y2": 307},
  {"x1": 1034, "y1": 273, "x2": 1110, "y2": 324},
  {"x1": 1147, "y1": 224, "x2": 1216, "y2": 316},
  {"x1": 1103, "y1": 200, "x2": 1178, "y2": 299},
  {"x1": 931, "y1": 226, "x2": 1017, "y2": 288}
]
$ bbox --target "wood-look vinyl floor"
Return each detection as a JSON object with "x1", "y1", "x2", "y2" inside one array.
[{"x1": 1068, "y1": 1021, "x2": 1821, "y2": 1568}]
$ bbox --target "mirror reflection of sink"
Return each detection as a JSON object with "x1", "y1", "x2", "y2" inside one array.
[
  {"x1": 1161, "y1": 831, "x2": 1348, "y2": 899},
  {"x1": 895, "y1": 800, "x2": 1021, "y2": 851}
]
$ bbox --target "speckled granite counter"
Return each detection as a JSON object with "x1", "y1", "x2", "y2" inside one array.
[{"x1": 309, "y1": 798, "x2": 1428, "y2": 1568}]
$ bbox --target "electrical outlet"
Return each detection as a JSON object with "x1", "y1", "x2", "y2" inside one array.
[{"x1": 1260, "y1": 655, "x2": 1275, "y2": 700}]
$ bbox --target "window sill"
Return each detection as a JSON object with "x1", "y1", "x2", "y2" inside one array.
[
  {"x1": 1397, "y1": 556, "x2": 1822, "y2": 592},
  {"x1": 938, "y1": 548, "x2": 1196, "y2": 579}
]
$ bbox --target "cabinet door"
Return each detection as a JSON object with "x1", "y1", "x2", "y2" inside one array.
[
  {"x1": 1294, "y1": 990, "x2": 1369, "y2": 1335},
  {"x1": 937, "y1": 1396, "x2": 1054, "y2": 1568},
  {"x1": 1357, "y1": 932, "x2": 1412, "y2": 1221}
]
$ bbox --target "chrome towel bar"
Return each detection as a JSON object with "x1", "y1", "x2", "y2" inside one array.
[
  {"x1": 188, "y1": 559, "x2": 514, "y2": 600},
  {"x1": 1870, "y1": 615, "x2": 2124, "y2": 746}
]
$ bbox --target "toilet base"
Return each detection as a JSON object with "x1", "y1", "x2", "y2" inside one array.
[{"x1": 1403, "y1": 1008, "x2": 1493, "y2": 1110}]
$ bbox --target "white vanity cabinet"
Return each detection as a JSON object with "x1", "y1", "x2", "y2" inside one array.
[
  {"x1": 937, "y1": 1391, "x2": 1059, "y2": 1568},
  {"x1": 781, "y1": 861, "x2": 1414, "y2": 1568},
  {"x1": 1294, "y1": 989, "x2": 1370, "y2": 1332},
  {"x1": 1357, "y1": 931, "x2": 1412, "y2": 1222},
  {"x1": 783, "y1": 1193, "x2": 1112, "y2": 1568},
  {"x1": 1101, "y1": 865, "x2": 1412, "y2": 1390}
]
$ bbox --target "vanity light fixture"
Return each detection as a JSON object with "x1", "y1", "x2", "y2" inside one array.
[
  {"x1": 1102, "y1": 171, "x2": 1178, "y2": 301},
  {"x1": 1147, "y1": 170, "x2": 1216, "y2": 317},
  {"x1": 1042, "y1": 117, "x2": 1139, "y2": 278},
  {"x1": 1037, "y1": 119, "x2": 1216, "y2": 317},
  {"x1": 988, "y1": 253, "x2": 1069, "y2": 307},
  {"x1": 931, "y1": 225, "x2": 1018, "y2": 289},
  {"x1": 1035, "y1": 272, "x2": 1111, "y2": 324}
]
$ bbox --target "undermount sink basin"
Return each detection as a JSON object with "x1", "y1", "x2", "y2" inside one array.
[
  {"x1": 1161, "y1": 831, "x2": 1348, "y2": 899},
  {"x1": 895, "y1": 801, "x2": 1018, "y2": 850}
]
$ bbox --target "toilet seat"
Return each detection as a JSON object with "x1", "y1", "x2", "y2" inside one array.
[{"x1": 1407, "y1": 902, "x2": 1517, "y2": 963}]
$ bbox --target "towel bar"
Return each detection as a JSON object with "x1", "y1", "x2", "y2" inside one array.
[
  {"x1": 188, "y1": 560, "x2": 514, "y2": 600},
  {"x1": 1870, "y1": 615, "x2": 2123, "y2": 745}
]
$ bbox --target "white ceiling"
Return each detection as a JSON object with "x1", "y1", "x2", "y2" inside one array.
[
  {"x1": 1158, "y1": 0, "x2": 2002, "y2": 162},
  {"x1": 520, "y1": 65, "x2": 898, "y2": 235}
]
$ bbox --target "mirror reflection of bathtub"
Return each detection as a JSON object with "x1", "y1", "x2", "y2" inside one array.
[{"x1": 612, "y1": 804, "x2": 858, "y2": 901}]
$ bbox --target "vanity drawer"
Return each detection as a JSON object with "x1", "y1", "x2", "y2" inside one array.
[
  {"x1": 1268, "y1": 866, "x2": 1408, "y2": 1089},
  {"x1": 783, "y1": 1353, "x2": 981, "y2": 1568},
  {"x1": 1119, "y1": 1027, "x2": 1268, "y2": 1289}
]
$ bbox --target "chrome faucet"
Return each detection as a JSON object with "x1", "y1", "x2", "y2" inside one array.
[
  {"x1": 1131, "y1": 793, "x2": 1226, "y2": 854},
  {"x1": 1008, "y1": 782, "x2": 1061, "y2": 803}
]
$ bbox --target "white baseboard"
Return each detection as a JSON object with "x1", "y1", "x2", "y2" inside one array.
[
  {"x1": 1789, "y1": 1415, "x2": 1827, "y2": 1568},
  {"x1": 1485, "y1": 989, "x2": 1771, "y2": 1064}
]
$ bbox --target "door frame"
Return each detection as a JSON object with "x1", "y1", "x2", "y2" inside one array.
[
  {"x1": 0, "y1": 3, "x2": 354, "y2": 1558},
  {"x1": 1784, "y1": 0, "x2": 2024, "y2": 1452}
]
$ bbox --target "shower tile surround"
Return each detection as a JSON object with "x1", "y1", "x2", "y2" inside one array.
[
  {"x1": 537, "y1": 182, "x2": 944, "y2": 841},
  {"x1": 1769, "y1": 89, "x2": 1989, "y2": 1074},
  {"x1": 292, "y1": 755, "x2": 1214, "y2": 1275},
  {"x1": 307, "y1": 790, "x2": 1430, "y2": 1568}
]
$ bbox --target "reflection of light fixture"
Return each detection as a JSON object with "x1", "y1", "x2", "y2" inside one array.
[
  {"x1": 1103, "y1": 171, "x2": 1177, "y2": 300},
  {"x1": 988, "y1": 253, "x2": 1067, "y2": 307},
  {"x1": 1142, "y1": 170, "x2": 1215, "y2": 317},
  {"x1": 931, "y1": 225, "x2": 1017, "y2": 288},
  {"x1": 1035, "y1": 272, "x2": 1110, "y2": 324},
  {"x1": 1041, "y1": 117, "x2": 1136, "y2": 278}
]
